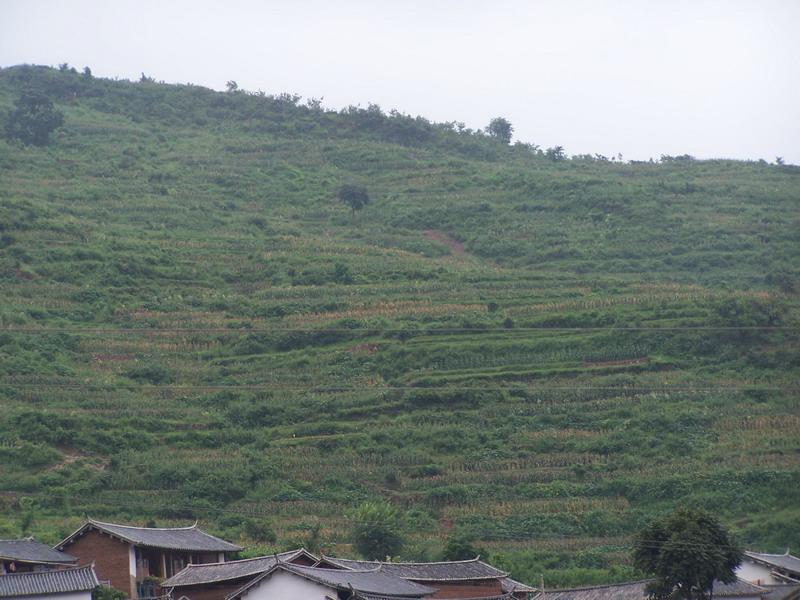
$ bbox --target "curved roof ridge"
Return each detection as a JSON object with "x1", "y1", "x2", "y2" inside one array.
[
  {"x1": 319, "y1": 555, "x2": 510, "y2": 580},
  {"x1": 298, "y1": 564, "x2": 384, "y2": 574},
  {"x1": 88, "y1": 517, "x2": 198, "y2": 531},
  {"x1": 746, "y1": 549, "x2": 795, "y2": 557},
  {"x1": 320, "y1": 555, "x2": 369, "y2": 562},
  {"x1": 544, "y1": 578, "x2": 653, "y2": 592},
  {"x1": 386, "y1": 557, "x2": 482, "y2": 565},
  {"x1": 321, "y1": 555, "x2": 483, "y2": 565},
  {"x1": 178, "y1": 548, "x2": 307, "y2": 569}
]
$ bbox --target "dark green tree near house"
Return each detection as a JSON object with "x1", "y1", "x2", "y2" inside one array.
[
  {"x1": 486, "y1": 117, "x2": 513, "y2": 144},
  {"x1": 633, "y1": 508, "x2": 742, "y2": 600},
  {"x1": 440, "y1": 534, "x2": 484, "y2": 561},
  {"x1": 338, "y1": 184, "x2": 370, "y2": 216},
  {"x1": 351, "y1": 501, "x2": 403, "y2": 560},
  {"x1": 4, "y1": 91, "x2": 64, "y2": 146},
  {"x1": 92, "y1": 586, "x2": 126, "y2": 600}
]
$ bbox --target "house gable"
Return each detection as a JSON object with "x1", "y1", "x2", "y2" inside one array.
[
  {"x1": 229, "y1": 569, "x2": 334, "y2": 600},
  {"x1": 58, "y1": 530, "x2": 133, "y2": 598}
]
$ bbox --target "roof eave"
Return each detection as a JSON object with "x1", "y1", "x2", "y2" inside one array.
[
  {"x1": 0, "y1": 557, "x2": 78, "y2": 565},
  {"x1": 318, "y1": 556, "x2": 509, "y2": 581},
  {"x1": 56, "y1": 520, "x2": 241, "y2": 553},
  {"x1": 164, "y1": 549, "x2": 315, "y2": 587},
  {"x1": 124, "y1": 541, "x2": 242, "y2": 552}
]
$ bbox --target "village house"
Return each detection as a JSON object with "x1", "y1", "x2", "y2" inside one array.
[
  {"x1": 317, "y1": 556, "x2": 536, "y2": 599},
  {"x1": 163, "y1": 552, "x2": 535, "y2": 600},
  {"x1": 55, "y1": 520, "x2": 241, "y2": 600},
  {"x1": 218, "y1": 563, "x2": 437, "y2": 600},
  {"x1": 0, "y1": 564, "x2": 99, "y2": 600},
  {"x1": 738, "y1": 551, "x2": 800, "y2": 586},
  {"x1": 532, "y1": 578, "x2": 800, "y2": 600},
  {"x1": 0, "y1": 540, "x2": 77, "y2": 574},
  {"x1": 162, "y1": 549, "x2": 319, "y2": 600}
]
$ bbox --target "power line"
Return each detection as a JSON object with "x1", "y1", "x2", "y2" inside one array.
[
  {"x1": 0, "y1": 382, "x2": 794, "y2": 392},
  {"x1": 2, "y1": 326, "x2": 795, "y2": 333}
]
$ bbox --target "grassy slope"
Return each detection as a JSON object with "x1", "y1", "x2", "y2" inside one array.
[{"x1": 0, "y1": 65, "x2": 799, "y2": 587}]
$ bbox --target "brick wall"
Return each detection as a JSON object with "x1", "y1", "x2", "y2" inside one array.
[
  {"x1": 286, "y1": 554, "x2": 316, "y2": 567},
  {"x1": 170, "y1": 582, "x2": 244, "y2": 600},
  {"x1": 62, "y1": 530, "x2": 134, "y2": 598}
]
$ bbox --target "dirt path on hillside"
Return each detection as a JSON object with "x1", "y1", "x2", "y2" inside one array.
[
  {"x1": 424, "y1": 230, "x2": 468, "y2": 257},
  {"x1": 581, "y1": 357, "x2": 650, "y2": 368}
]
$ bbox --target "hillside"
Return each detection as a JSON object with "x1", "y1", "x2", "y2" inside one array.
[{"x1": 0, "y1": 64, "x2": 798, "y2": 587}]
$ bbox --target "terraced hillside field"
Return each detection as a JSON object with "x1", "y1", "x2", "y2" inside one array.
[{"x1": 0, "y1": 65, "x2": 798, "y2": 587}]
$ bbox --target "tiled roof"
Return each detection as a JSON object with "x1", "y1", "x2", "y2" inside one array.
[
  {"x1": 356, "y1": 594, "x2": 515, "y2": 600},
  {"x1": 534, "y1": 579, "x2": 649, "y2": 600},
  {"x1": 535, "y1": 578, "x2": 773, "y2": 599},
  {"x1": 501, "y1": 576, "x2": 537, "y2": 593},
  {"x1": 229, "y1": 564, "x2": 435, "y2": 599},
  {"x1": 0, "y1": 565, "x2": 98, "y2": 597},
  {"x1": 0, "y1": 539, "x2": 77, "y2": 565},
  {"x1": 57, "y1": 519, "x2": 241, "y2": 553},
  {"x1": 353, "y1": 595, "x2": 427, "y2": 600},
  {"x1": 162, "y1": 549, "x2": 316, "y2": 587},
  {"x1": 761, "y1": 584, "x2": 800, "y2": 600},
  {"x1": 715, "y1": 579, "x2": 771, "y2": 596},
  {"x1": 746, "y1": 551, "x2": 800, "y2": 576},
  {"x1": 319, "y1": 556, "x2": 509, "y2": 581}
]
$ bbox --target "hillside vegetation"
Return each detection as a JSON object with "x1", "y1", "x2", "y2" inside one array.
[{"x1": 0, "y1": 65, "x2": 798, "y2": 587}]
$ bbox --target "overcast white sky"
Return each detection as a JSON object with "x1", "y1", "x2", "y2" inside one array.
[{"x1": 2, "y1": 0, "x2": 799, "y2": 163}]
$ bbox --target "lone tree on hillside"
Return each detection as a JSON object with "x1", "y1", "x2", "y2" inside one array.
[
  {"x1": 5, "y1": 91, "x2": 64, "y2": 146},
  {"x1": 338, "y1": 184, "x2": 370, "y2": 216},
  {"x1": 633, "y1": 508, "x2": 742, "y2": 600},
  {"x1": 486, "y1": 117, "x2": 513, "y2": 144},
  {"x1": 545, "y1": 145, "x2": 566, "y2": 161},
  {"x1": 350, "y1": 501, "x2": 403, "y2": 560}
]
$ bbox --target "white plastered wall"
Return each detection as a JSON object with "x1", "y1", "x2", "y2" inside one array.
[
  {"x1": 736, "y1": 559, "x2": 782, "y2": 585},
  {"x1": 241, "y1": 570, "x2": 336, "y2": 600}
]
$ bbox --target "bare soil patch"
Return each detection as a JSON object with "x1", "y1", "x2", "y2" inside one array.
[
  {"x1": 423, "y1": 230, "x2": 468, "y2": 257},
  {"x1": 349, "y1": 343, "x2": 380, "y2": 355}
]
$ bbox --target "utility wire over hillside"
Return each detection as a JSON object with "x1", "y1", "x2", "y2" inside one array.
[
  {"x1": 3, "y1": 326, "x2": 796, "y2": 332},
  {"x1": 0, "y1": 383, "x2": 796, "y2": 392}
]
